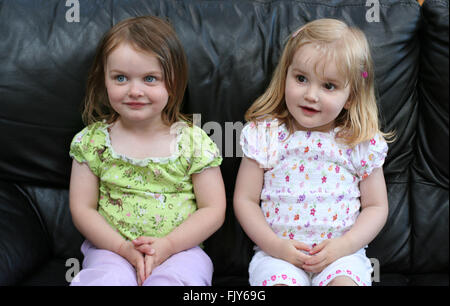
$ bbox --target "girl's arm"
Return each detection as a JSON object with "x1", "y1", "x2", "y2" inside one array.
[
  {"x1": 304, "y1": 167, "x2": 388, "y2": 272},
  {"x1": 69, "y1": 160, "x2": 146, "y2": 284},
  {"x1": 135, "y1": 166, "x2": 226, "y2": 268},
  {"x1": 233, "y1": 157, "x2": 311, "y2": 266},
  {"x1": 344, "y1": 167, "x2": 389, "y2": 252},
  {"x1": 169, "y1": 166, "x2": 226, "y2": 251}
]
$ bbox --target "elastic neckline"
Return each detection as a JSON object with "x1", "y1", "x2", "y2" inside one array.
[{"x1": 99, "y1": 122, "x2": 185, "y2": 166}]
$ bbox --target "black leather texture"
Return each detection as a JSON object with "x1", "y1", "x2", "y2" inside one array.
[{"x1": 0, "y1": 0, "x2": 448, "y2": 286}]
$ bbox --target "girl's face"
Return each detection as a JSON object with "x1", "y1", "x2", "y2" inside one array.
[
  {"x1": 285, "y1": 43, "x2": 351, "y2": 132},
  {"x1": 105, "y1": 43, "x2": 169, "y2": 126}
]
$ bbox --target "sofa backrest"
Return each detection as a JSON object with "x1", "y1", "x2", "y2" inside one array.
[{"x1": 0, "y1": 0, "x2": 448, "y2": 282}]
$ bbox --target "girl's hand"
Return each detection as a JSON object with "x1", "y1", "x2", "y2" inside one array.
[
  {"x1": 302, "y1": 237, "x2": 352, "y2": 273},
  {"x1": 132, "y1": 236, "x2": 175, "y2": 278},
  {"x1": 274, "y1": 238, "x2": 312, "y2": 269},
  {"x1": 116, "y1": 240, "x2": 146, "y2": 285},
  {"x1": 144, "y1": 254, "x2": 155, "y2": 282}
]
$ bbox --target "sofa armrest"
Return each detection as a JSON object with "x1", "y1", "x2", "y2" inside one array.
[{"x1": 0, "y1": 180, "x2": 51, "y2": 285}]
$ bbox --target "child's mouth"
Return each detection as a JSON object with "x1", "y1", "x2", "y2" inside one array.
[
  {"x1": 125, "y1": 102, "x2": 148, "y2": 109},
  {"x1": 300, "y1": 106, "x2": 319, "y2": 115}
]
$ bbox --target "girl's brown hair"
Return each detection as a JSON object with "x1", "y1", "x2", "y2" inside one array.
[
  {"x1": 82, "y1": 16, "x2": 190, "y2": 126},
  {"x1": 245, "y1": 18, "x2": 394, "y2": 147}
]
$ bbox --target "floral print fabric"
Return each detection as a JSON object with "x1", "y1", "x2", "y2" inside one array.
[
  {"x1": 240, "y1": 119, "x2": 388, "y2": 247},
  {"x1": 70, "y1": 121, "x2": 222, "y2": 241}
]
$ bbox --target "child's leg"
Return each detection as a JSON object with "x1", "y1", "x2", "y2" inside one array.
[
  {"x1": 70, "y1": 240, "x2": 138, "y2": 286},
  {"x1": 248, "y1": 249, "x2": 310, "y2": 286},
  {"x1": 142, "y1": 246, "x2": 213, "y2": 286},
  {"x1": 327, "y1": 276, "x2": 358, "y2": 286},
  {"x1": 311, "y1": 248, "x2": 373, "y2": 286}
]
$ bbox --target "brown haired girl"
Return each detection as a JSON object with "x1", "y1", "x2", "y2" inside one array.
[{"x1": 69, "y1": 16, "x2": 225, "y2": 286}]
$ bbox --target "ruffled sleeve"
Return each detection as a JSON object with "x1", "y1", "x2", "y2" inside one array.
[
  {"x1": 179, "y1": 124, "x2": 222, "y2": 175},
  {"x1": 69, "y1": 122, "x2": 106, "y2": 177},
  {"x1": 240, "y1": 120, "x2": 279, "y2": 168},
  {"x1": 350, "y1": 133, "x2": 388, "y2": 180}
]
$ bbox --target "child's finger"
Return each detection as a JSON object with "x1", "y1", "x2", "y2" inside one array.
[
  {"x1": 136, "y1": 272, "x2": 141, "y2": 286},
  {"x1": 309, "y1": 241, "x2": 327, "y2": 255},
  {"x1": 303, "y1": 259, "x2": 326, "y2": 273},
  {"x1": 292, "y1": 241, "x2": 311, "y2": 252},
  {"x1": 292, "y1": 250, "x2": 312, "y2": 268},
  {"x1": 303, "y1": 252, "x2": 327, "y2": 272},
  {"x1": 145, "y1": 256, "x2": 154, "y2": 279},
  {"x1": 304, "y1": 251, "x2": 325, "y2": 266},
  {"x1": 136, "y1": 244, "x2": 155, "y2": 255},
  {"x1": 136, "y1": 257, "x2": 146, "y2": 286},
  {"x1": 133, "y1": 236, "x2": 157, "y2": 246},
  {"x1": 301, "y1": 252, "x2": 313, "y2": 263}
]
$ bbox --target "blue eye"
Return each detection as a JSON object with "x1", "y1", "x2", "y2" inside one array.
[
  {"x1": 116, "y1": 75, "x2": 127, "y2": 82},
  {"x1": 144, "y1": 76, "x2": 155, "y2": 82}
]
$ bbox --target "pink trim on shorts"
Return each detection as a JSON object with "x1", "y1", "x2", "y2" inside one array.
[
  {"x1": 261, "y1": 273, "x2": 299, "y2": 286},
  {"x1": 317, "y1": 269, "x2": 368, "y2": 286}
]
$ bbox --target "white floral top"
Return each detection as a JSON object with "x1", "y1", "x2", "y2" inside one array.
[{"x1": 240, "y1": 119, "x2": 388, "y2": 247}]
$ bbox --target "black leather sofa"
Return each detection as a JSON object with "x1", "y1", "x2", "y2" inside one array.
[{"x1": 0, "y1": 0, "x2": 448, "y2": 286}]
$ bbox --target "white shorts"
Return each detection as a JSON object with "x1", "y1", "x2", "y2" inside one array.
[{"x1": 249, "y1": 248, "x2": 373, "y2": 286}]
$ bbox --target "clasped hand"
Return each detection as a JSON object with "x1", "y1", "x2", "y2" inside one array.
[
  {"x1": 278, "y1": 236, "x2": 351, "y2": 274},
  {"x1": 117, "y1": 236, "x2": 173, "y2": 286}
]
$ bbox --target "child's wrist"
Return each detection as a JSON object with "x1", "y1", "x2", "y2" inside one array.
[
  {"x1": 115, "y1": 239, "x2": 130, "y2": 257},
  {"x1": 163, "y1": 236, "x2": 176, "y2": 256},
  {"x1": 266, "y1": 236, "x2": 284, "y2": 260},
  {"x1": 151, "y1": 236, "x2": 176, "y2": 266},
  {"x1": 339, "y1": 235, "x2": 357, "y2": 255}
]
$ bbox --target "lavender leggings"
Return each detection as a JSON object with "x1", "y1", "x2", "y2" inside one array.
[{"x1": 70, "y1": 240, "x2": 213, "y2": 286}]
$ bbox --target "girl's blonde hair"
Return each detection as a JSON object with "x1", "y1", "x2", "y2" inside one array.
[
  {"x1": 82, "y1": 16, "x2": 191, "y2": 126},
  {"x1": 245, "y1": 18, "x2": 393, "y2": 147}
]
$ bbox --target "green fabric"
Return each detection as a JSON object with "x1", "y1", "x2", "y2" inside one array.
[{"x1": 70, "y1": 121, "x2": 222, "y2": 241}]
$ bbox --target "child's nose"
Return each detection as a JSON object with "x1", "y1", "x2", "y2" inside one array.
[
  {"x1": 304, "y1": 85, "x2": 319, "y2": 102},
  {"x1": 128, "y1": 81, "x2": 144, "y2": 97}
]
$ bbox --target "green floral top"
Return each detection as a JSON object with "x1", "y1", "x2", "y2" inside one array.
[{"x1": 69, "y1": 121, "x2": 222, "y2": 241}]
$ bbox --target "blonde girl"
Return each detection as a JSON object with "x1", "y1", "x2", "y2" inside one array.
[
  {"x1": 69, "y1": 16, "x2": 226, "y2": 286},
  {"x1": 234, "y1": 18, "x2": 393, "y2": 286}
]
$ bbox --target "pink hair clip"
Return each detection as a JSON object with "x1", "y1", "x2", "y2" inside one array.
[
  {"x1": 292, "y1": 28, "x2": 301, "y2": 38},
  {"x1": 361, "y1": 71, "x2": 368, "y2": 79}
]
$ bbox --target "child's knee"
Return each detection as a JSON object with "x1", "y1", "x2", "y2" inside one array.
[{"x1": 327, "y1": 276, "x2": 357, "y2": 286}]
